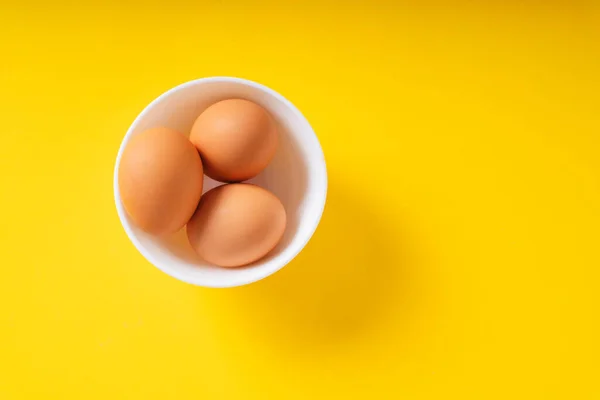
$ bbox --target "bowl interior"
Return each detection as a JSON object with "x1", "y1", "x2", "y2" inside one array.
[{"x1": 115, "y1": 78, "x2": 327, "y2": 287}]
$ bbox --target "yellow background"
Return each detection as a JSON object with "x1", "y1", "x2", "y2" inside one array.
[{"x1": 1, "y1": 1, "x2": 599, "y2": 399}]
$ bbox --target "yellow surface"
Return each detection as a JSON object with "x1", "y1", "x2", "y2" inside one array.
[{"x1": 1, "y1": 2, "x2": 599, "y2": 399}]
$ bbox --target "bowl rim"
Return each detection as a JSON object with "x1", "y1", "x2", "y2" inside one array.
[{"x1": 113, "y1": 76, "x2": 328, "y2": 287}]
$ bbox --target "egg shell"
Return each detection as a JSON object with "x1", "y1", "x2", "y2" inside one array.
[
  {"x1": 186, "y1": 183, "x2": 287, "y2": 267},
  {"x1": 118, "y1": 127, "x2": 203, "y2": 235},
  {"x1": 189, "y1": 99, "x2": 278, "y2": 182}
]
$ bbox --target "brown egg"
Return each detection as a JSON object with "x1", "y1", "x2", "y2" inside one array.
[
  {"x1": 189, "y1": 99, "x2": 278, "y2": 182},
  {"x1": 187, "y1": 184, "x2": 286, "y2": 267},
  {"x1": 118, "y1": 127, "x2": 203, "y2": 235}
]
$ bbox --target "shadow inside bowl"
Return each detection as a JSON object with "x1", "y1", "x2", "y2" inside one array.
[
  {"x1": 247, "y1": 117, "x2": 309, "y2": 260},
  {"x1": 159, "y1": 106, "x2": 309, "y2": 269}
]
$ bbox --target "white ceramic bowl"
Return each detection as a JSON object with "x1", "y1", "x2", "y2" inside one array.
[{"x1": 114, "y1": 77, "x2": 327, "y2": 287}]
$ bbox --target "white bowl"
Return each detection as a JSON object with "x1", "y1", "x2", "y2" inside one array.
[{"x1": 114, "y1": 77, "x2": 327, "y2": 287}]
